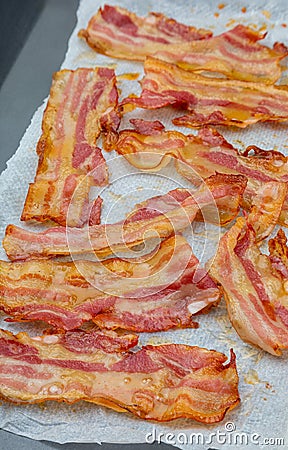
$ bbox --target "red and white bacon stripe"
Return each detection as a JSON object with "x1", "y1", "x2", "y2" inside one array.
[
  {"x1": 3, "y1": 173, "x2": 246, "y2": 261},
  {"x1": 105, "y1": 123, "x2": 288, "y2": 231},
  {"x1": 210, "y1": 217, "x2": 288, "y2": 356},
  {"x1": 0, "y1": 235, "x2": 220, "y2": 331},
  {"x1": 21, "y1": 68, "x2": 120, "y2": 227},
  {"x1": 123, "y1": 58, "x2": 288, "y2": 128},
  {"x1": 0, "y1": 328, "x2": 240, "y2": 423},
  {"x1": 79, "y1": 5, "x2": 287, "y2": 83}
]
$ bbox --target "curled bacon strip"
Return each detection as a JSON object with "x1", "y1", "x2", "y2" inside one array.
[
  {"x1": 21, "y1": 67, "x2": 120, "y2": 227},
  {"x1": 210, "y1": 217, "x2": 288, "y2": 356},
  {"x1": 0, "y1": 236, "x2": 220, "y2": 331},
  {"x1": 122, "y1": 58, "x2": 288, "y2": 128},
  {"x1": 105, "y1": 124, "x2": 288, "y2": 229},
  {"x1": 3, "y1": 173, "x2": 246, "y2": 261},
  {"x1": 0, "y1": 328, "x2": 240, "y2": 423},
  {"x1": 79, "y1": 6, "x2": 287, "y2": 83}
]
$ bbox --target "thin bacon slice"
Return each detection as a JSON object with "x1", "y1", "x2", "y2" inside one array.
[
  {"x1": 123, "y1": 58, "x2": 288, "y2": 128},
  {"x1": 79, "y1": 7, "x2": 287, "y2": 83},
  {"x1": 3, "y1": 173, "x2": 246, "y2": 261},
  {"x1": 21, "y1": 67, "x2": 120, "y2": 227},
  {"x1": 0, "y1": 236, "x2": 220, "y2": 331},
  {"x1": 210, "y1": 217, "x2": 288, "y2": 356},
  {"x1": 105, "y1": 124, "x2": 288, "y2": 229},
  {"x1": 0, "y1": 328, "x2": 240, "y2": 423}
]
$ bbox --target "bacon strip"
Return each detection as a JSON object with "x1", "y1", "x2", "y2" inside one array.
[
  {"x1": 3, "y1": 174, "x2": 246, "y2": 261},
  {"x1": 268, "y1": 229, "x2": 288, "y2": 278},
  {"x1": 123, "y1": 58, "x2": 288, "y2": 128},
  {"x1": 210, "y1": 217, "x2": 288, "y2": 356},
  {"x1": 0, "y1": 328, "x2": 240, "y2": 423},
  {"x1": 105, "y1": 124, "x2": 288, "y2": 229},
  {"x1": 21, "y1": 67, "x2": 120, "y2": 227},
  {"x1": 79, "y1": 7, "x2": 287, "y2": 84},
  {"x1": 0, "y1": 236, "x2": 220, "y2": 331}
]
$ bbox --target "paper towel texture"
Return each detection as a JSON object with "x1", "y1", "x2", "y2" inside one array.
[{"x1": 0, "y1": 0, "x2": 287, "y2": 448}]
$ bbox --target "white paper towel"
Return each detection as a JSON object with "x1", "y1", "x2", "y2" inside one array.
[{"x1": 0, "y1": 0, "x2": 287, "y2": 448}]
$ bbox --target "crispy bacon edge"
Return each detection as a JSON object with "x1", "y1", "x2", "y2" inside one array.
[
  {"x1": 0, "y1": 235, "x2": 221, "y2": 332},
  {"x1": 21, "y1": 67, "x2": 120, "y2": 228},
  {"x1": 3, "y1": 173, "x2": 247, "y2": 261},
  {"x1": 210, "y1": 217, "x2": 288, "y2": 356},
  {"x1": 122, "y1": 58, "x2": 288, "y2": 128},
  {"x1": 79, "y1": 7, "x2": 287, "y2": 83},
  {"x1": 0, "y1": 328, "x2": 240, "y2": 423}
]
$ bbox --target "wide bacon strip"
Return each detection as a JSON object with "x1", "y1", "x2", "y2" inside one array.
[
  {"x1": 21, "y1": 67, "x2": 120, "y2": 228},
  {"x1": 3, "y1": 173, "x2": 246, "y2": 261},
  {"x1": 0, "y1": 236, "x2": 220, "y2": 331},
  {"x1": 126, "y1": 173, "x2": 246, "y2": 228},
  {"x1": 105, "y1": 124, "x2": 288, "y2": 229},
  {"x1": 0, "y1": 329, "x2": 240, "y2": 423},
  {"x1": 123, "y1": 58, "x2": 288, "y2": 128},
  {"x1": 79, "y1": 6, "x2": 287, "y2": 84},
  {"x1": 46, "y1": 329, "x2": 139, "y2": 353},
  {"x1": 210, "y1": 217, "x2": 288, "y2": 356}
]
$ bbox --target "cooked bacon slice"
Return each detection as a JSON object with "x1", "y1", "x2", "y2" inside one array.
[
  {"x1": 268, "y1": 229, "x2": 288, "y2": 278},
  {"x1": 123, "y1": 58, "x2": 288, "y2": 128},
  {"x1": 21, "y1": 67, "x2": 120, "y2": 227},
  {"x1": 210, "y1": 217, "x2": 288, "y2": 356},
  {"x1": 78, "y1": 5, "x2": 211, "y2": 55},
  {"x1": 0, "y1": 328, "x2": 240, "y2": 423},
  {"x1": 106, "y1": 124, "x2": 288, "y2": 228},
  {"x1": 79, "y1": 7, "x2": 287, "y2": 83},
  {"x1": 246, "y1": 182, "x2": 287, "y2": 241},
  {"x1": 3, "y1": 173, "x2": 246, "y2": 261},
  {"x1": 129, "y1": 118, "x2": 165, "y2": 135},
  {"x1": 0, "y1": 236, "x2": 220, "y2": 331}
]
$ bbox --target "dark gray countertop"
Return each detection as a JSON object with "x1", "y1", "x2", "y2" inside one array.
[{"x1": 0, "y1": 0, "x2": 172, "y2": 448}]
